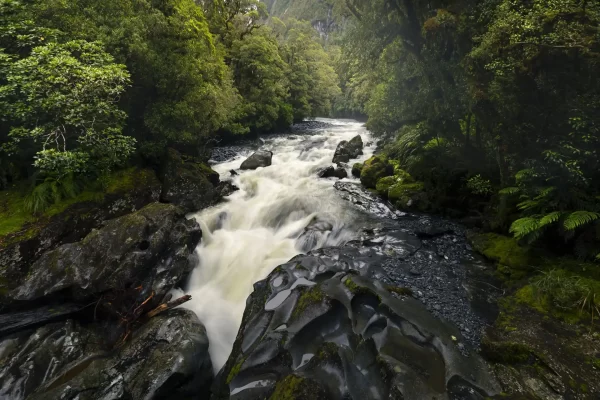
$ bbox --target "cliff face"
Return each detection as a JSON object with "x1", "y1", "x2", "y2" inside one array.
[{"x1": 261, "y1": 0, "x2": 346, "y2": 39}]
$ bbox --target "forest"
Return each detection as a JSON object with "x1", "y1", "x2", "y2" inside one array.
[
  {"x1": 0, "y1": 0, "x2": 339, "y2": 207},
  {"x1": 1, "y1": 0, "x2": 600, "y2": 398}
]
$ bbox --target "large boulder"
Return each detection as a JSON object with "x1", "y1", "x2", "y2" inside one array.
[
  {"x1": 2, "y1": 203, "x2": 201, "y2": 308},
  {"x1": 351, "y1": 162, "x2": 363, "y2": 177},
  {"x1": 214, "y1": 245, "x2": 500, "y2": 399},
  {"x1": 0, "y1": 168, "x2": 161, "y2": 303},
  {"x1": 317, "y1": 166, "x2": 335, "y2": 178},
  {"x1": 240, "y1": 150, "x2": 273, "y2": 170},
  {"x1": 360, "y1": 156, "x2": 393, "y2": 189},
  {"x1": 161, "y1": 148, "x2": 217, "y2": 213},
  {"x1": 0, "y1": 309, "x2": 213, "y2": 400},
  {"x1": 332, "y1": 135, "x2": 363, "y2": 163}
]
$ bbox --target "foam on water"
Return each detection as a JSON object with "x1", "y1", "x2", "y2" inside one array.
[{"x1": 182, "y1": 118, "x2": 375, "y2": 371}]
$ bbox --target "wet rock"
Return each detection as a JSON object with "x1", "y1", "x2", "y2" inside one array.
[
  {"x1": 217, "y1": 180, "x2": 240, "y2": 198},
  {"x1": 0, "y1": 309, "x2": 212, "y2": 400},
  {"x1": 230, "y1": 169, "x2": 238, "y2": 176},
  {"x1": 214, "y1": 246, "x2": 500, "y2": 399},
  {"x1": 161, "y1": 148, "x2": 217, "y2": 213},
  {"x1": 0, "y1": 303, "x2": 83, "y2": 337},
  {"x1": 332, "y1": 135, "x2": 363, "y2": 163},
  {"x1": 317, "y1": 166, "x2": 335, "y2": 178},
  {"x1": 0, "y1": 168, "x2": 161, "y2": 307},
  {"x1": 333, "y1": 167, "x2": 348, "y2": 179},
  {"x1": 4, "y1": 203, "x2": 201, "y2": 307},
  {"x1": 334, "y1": 181, "x2": 398, "y2": 220},
  {"x1": 240, "y1": 150, "x2": 273, "y2": 170}
]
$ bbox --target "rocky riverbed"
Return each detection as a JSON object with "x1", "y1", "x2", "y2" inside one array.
[{"x1": 1, "y1": 119, "x2": 597, "y2": 399}]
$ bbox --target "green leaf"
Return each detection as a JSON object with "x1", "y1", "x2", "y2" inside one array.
[
  {"x1": 563, "y1": 211, "x2": 600, "y2": 231},
  {"x1": 499, "y1": 187, "x2": 519, "y2": 195}
]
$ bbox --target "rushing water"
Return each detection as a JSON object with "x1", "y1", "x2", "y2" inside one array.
[{"x1": 182, "y1": 119, "x2": 375, "y2": 371}]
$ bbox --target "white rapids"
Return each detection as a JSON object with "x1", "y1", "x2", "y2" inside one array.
[{"x1": 181, "y1": 118, "x2": 375, "y2": 371}]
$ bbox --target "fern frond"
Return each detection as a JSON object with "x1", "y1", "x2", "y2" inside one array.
[
  {"x1": 517, "y1": 199, "x2": 540, "y2": 211},
  {"x1": 563, "y1": 211, "x2": 600, "y2": 231},
  {"x1": 510, "y1": 217, "x2": 541, "y2": 241},
  {"x1": 499, "y1": 187, "x2": 519, "y2": 195},
  {"x1": 538, "y1": 211, "x2": 562, "y2": 228}
]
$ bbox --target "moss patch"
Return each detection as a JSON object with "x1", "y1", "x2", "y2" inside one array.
[
  {"x1": 292, "y1": 286, "x2": 326, "y2": 319},
  {"x1": 360, "y1": 156, "x2": 391, "y2": 189},
  {"x1": 268, "y1": 375, "x2": 305, "y2": 400},
  {"x1": 481, "y1": 338, "x2": 532, "y2": 364},
  {"x1": 385, "y1": 285, "x2": 413, "y2": 297},
  {"x1": 226, "y1": 356, "x2": 247, "y2": 384},
  {"x1": 469, "y1": 233, "x2": 531, "y2": 269}
]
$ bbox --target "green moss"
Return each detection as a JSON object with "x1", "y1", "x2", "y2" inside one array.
[
  {"x1": 226, "y1": 357, "x2": 246, "y2": 384},
  {"x1": 469, "y1": 233, "x2": 531, "y2": 270},
  {"x1": 385, "y1": 285, "x2": 413, "y2": 297},
  {"x1": 0, "y1": 168, "x2": 156, "y2": 242},
  {"x1": 292, "y1": 286, "x2": 326, "y2": 319},
  {"x1": 375, "y1": 176, "x2": 397, "y2": 197},
  {"x1": 351, "y1": 163, "x2": 363, "y2": 177},
  {"x1": 481, "y1": 338, "x2": 532, "y2": 364},
  {"x1": 387, "y1": 182, "x2": 427, "y2": 211},
  {"x1": 268, "y1": 375, "x2": 305, "y2": 400},
  {"x1": 360, "y1": 156, "x2": 392, "y2": 189}
]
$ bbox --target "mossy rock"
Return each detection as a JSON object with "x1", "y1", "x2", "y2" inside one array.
[
  {"x1": 351, "y1": 163, "x2": 363, "y2": 177},
  {"x1": 388, "y1": 182, "x2": 428, "y2": 211},
  {"x1": 268, "y1": 375, "x2": 329, "y2": 400},
  {"x1": 375, "y1": 176, "x2": 397, "y2": 197},
  {"x1": 469, "y1": 233, "x2": 533, "y2": 282},
  {"x1": 360, "y1": 156, "x2": 392, "y2": 189}
]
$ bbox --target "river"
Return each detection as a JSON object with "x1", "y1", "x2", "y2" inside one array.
[{"x1": 183, "y1": 119, "x2": 377, "y2": 370}]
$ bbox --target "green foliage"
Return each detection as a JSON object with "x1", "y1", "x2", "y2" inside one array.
[
  {"x1": 0, "y1": 39, "x2": 134, "y2": 178},
  {"x1": 467, "y1": 175, "x2": 493, "y2": 196},
  {"x1": 527, "y1": 269, "x2": 600, "y2": 323},
  {"x1": 24, "y1": 174, "x2": 81, "y2": 214}
]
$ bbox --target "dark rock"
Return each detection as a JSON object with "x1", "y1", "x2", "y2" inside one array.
[
  {"x1": 214, "y1": 246, "x2": 499, "y2": 399},
  {"x1": 351, "y1": 162, "x2": 363, "y2": 177},
  {"x1": 230, "y1": 169, "x2": 238, "y2": 176},
  {"x1": 0, "y1": 169, "x2": 161, "y2": 309},
  {"x1": 415, "y1": 225, "x2": 454, "y2": 239},
  {"x1": 0, "y1": 309, "x2": 212, "y2": 400},
  {"x1": 240, "y1": 150, "x2": 273, "y2": 170},
  {"x1": 332, "y1": 135, "x2": 363, "y2": 163},
  {"x1": 317, "y1": 166, "x2": 335, "y2": 178},
  {"x1": 333, "y1": 167, "x2": 348, "y2": 179},
  {"x1": 334, "y1": 181, "x2": 397, "y2": 220},
  {"x1": 291, "y1": 120, "x2": 334, "y2": 132},
  {"x1": 3, "y1": 203, "x2": 201, "y2": 308},
  {"x1": 161, "y1": 148, "x2": 217, "y2": 213},
  {"x1": 216, "y1": 180, "x2": 239, "y2": 198},
  {"x1": 0, "y1": 303, "x2": 83, "y2": 337}
]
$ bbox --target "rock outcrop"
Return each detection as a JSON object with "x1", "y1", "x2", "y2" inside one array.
[
  {"x1": 240, "y1": 150, "x2": 273, "y2": 170},
  {"x1": 161, "y1": 148, "x2": 218, "y2": 213},
  {"x1": 214, "y1": 243, "x2": 500, "y2": 399},
  {"x1": 0, "y1": 309, "x2": 212, "y2": 400},
  {"x1": 2, "y1": 203, "x2": 201, "y2": 308},
  {"x1": 0, "y1": 168, "x2": 161, "y2": 305},
  {"x1": 332, "y1": 135, "x2": 363, "y2": 163}
]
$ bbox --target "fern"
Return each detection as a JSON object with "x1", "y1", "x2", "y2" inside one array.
[
  {"x1": 538, "y1": 211, "x2": 562, "y2": 228},
  {"x1": 563, "y1": 211, "x2": 600, "y2": 231},
  {"x1": 499, "y1": 186, "x2": 519, "y2": 195},
  {"x1": 23, "y1": 174, "x2": 82, "y2": 214},
  {"x1": 517, "y1": 199, "x2": 540, "y2": 211},
  {"x1": 510, "y1": 217, "x2": 542, "y2": 241}
]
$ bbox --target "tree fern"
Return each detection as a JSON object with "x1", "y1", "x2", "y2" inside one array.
[
  {"x1": 563, "y1": 211, "x2": 600, "y2": 231},
  {"x1": 517, "y1": 199, "x2": 541, "y2": 211}
]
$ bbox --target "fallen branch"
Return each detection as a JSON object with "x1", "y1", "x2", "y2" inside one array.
[{"x1": 145, "y1": 295, "x2": 192, "y2": 319}]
